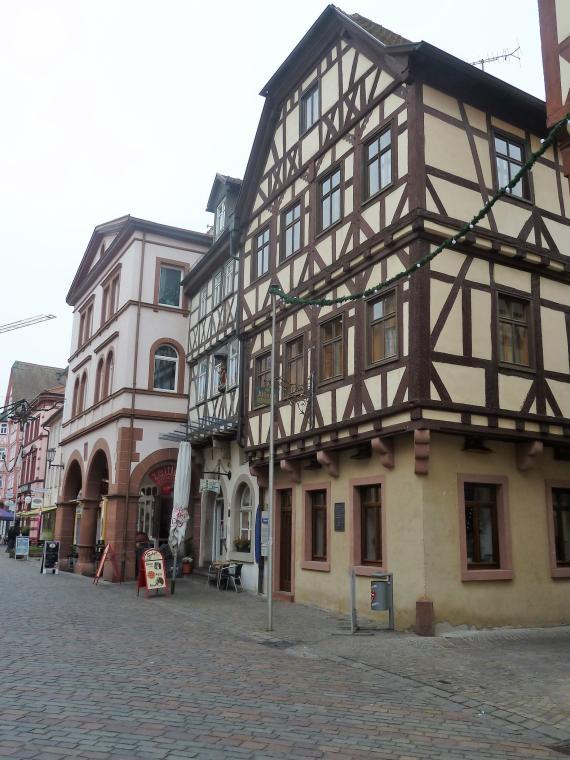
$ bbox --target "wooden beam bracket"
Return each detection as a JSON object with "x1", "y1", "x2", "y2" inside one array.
[
  {"x1": 316, "y1": 449, "x2": 339, "y2": 478},
  {"x1": 516, "y1": 440, "x2": 543, "y2": 471},
  {"x1": 280, "y1": 458, "x2": 301, "y2": 483},
  {"x1": 414, "y1": 429, "x2": 430, "y2": 476},
  {"x1": 371, "y1": 437, "x2": 395, "y2": 469}
]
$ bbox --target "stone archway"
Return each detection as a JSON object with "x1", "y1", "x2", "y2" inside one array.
[
  {"x1": 76, "y1": 448, "x2": 110, "y2": 575},
  {"x1": 55, "y1": 454, "x2": 84, "y2": 569}
]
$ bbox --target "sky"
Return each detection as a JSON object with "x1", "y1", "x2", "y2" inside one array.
[{"x1": 0, "y1": 0, "x2": 545, "y2": 399}]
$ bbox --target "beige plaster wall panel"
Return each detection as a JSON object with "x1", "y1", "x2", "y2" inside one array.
[
  {"x1": 430, "y1": 250, "x2": 466, "y2": 278},
  {"x1": 466, "y1": 256, "x2": 491, "y2": 286},
  {"x1": 543, "y1": 217, "x2": 570, "y2": 255},
  {"x1": 498, "y1": 374, "x2": 534, "y2": 412},
  {"x1": 429, "y1": 176, "x2": 491, "y2": 230},
  {"x1": 386, "y1": 367, "x2": 406, "y2": 406},
  {"x1": 434, "y1": 362, "x2": 486, "y2": 407},
  {"x1": 434, "y1": 295, "x2": 463, "y2": 356},
  {"x1": 540, "y1": 276, "x2": 569, "y2": 303},
  {"x1": 301, "y1": 126, "x2": 320, "y2": 164},
  {"x1": 423, "y1": 85, "x2": 461, "y2": 120},
  {"x1": 473, "y1": 135, "x2": 494, "y2": 189},
  {"x1": 320, "y1": 63, "x2": 339, "y2": 113},
  {"x1": 430, "y1": 279, "x2": 453, "y2": 331},
  {"x1": 533, "y1": 162, "x2": 564, "y2": 214},
  {"x1": 398, "y1": 129, "x2": 409, "y2": 178},
  {"x1": 490, "y1": 116, "x2": 525, "y2": 139},
  {"x1": 547, "y1": 378, "x2": 570, "y2": 417},
  {"x1": 424, "y1": 114, "x2": 478, "y2": 183},
  {"x1": 385, "y1": 184, "x2": 406, "y2": 227},
  {"x1": 316, "y1": 392, "x2": 333, "y2": 427},
  {"x1": 541, "y1": 307, "x2": 570, "y2": 374},
  {"x1": 471, "y1": 290, "x2": 492, "y2": 360},
  {"x1": 493, "y1": 264, "x2": 531, "y2": 293}
]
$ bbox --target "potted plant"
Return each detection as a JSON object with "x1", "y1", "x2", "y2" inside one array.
[{"x1": 233, "y1": 537, "x2": 251, "y2": 553}]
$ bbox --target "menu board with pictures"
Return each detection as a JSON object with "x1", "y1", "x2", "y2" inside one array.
[{"x1": 138, "y1": 549, "x2": 169, "y2": 596}]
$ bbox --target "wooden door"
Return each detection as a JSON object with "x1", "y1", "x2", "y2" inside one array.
[{"x1": 279, "y1": 490, "x2": 292, "y2": 592}]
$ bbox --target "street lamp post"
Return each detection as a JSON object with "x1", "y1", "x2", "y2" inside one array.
[{"x1": 267, "y1": 291, "x2": 277, "y2": 632}]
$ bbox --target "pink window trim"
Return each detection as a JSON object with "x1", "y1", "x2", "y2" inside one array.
[
  {"x1": 545, "y1": 480, "x2": 570, "y2": 579},
  {"x1": 348, "y1": 475, "x2": 387, "y2": 577},
  {"x1": 457, "y1": 474, "x2": 513, "y2": 582},
  {"x1": 273, "y1": 486, "x2": 296, "y2": 596},
  {"x1": 301, "y1": 481, "x2": 331, "y2": 572}
]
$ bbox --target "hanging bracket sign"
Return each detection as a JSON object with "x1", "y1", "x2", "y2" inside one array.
[
  {"x1": 199, "y1": 478, "x2": 221, "y2": 494},
  {"x1": 137, "y1": 548, "x2": 169, "y2": 597}
]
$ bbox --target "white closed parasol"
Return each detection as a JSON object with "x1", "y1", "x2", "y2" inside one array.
[{"x1": 168, "y1": 441, "x2": 191, "y2": 592}]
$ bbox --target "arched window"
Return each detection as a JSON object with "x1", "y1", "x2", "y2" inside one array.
[
  {"x1": 153, "y1": 344, "x2": 178, "y2": 391},
  {"x1": 72, "y1": 378, "x2": 80, "y2": 417},
  {"x1": 94, "y1": 359, "x2": 104, "y2": 404},
  {"x1": 235, "y1": 485, "x2": 252, "y2": 552},
  {"x1": 78, "y1": 372, "x2": 87, "y2": 414},
  {"x1": 104, "y1": 352, "x2": 114, "y2": 397}
]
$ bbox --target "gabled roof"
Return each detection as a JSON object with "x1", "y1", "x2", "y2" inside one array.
[
  {"x1": 238, "y1": 5, "x2": 546, "y2": 224},
  {"x1": 66, "y1": 215, "x2": 212, "y2": 306},
  {"x1": 206, "y1": 174, "x2": 242, "y2": 213},
  {"x1": 5, "y1": 362, "x2": 66, "y2": 407}
]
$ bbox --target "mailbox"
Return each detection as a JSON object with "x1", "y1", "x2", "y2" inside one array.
[{"x1": 370, "y1": 573, "x2": 393, "y2": 613}]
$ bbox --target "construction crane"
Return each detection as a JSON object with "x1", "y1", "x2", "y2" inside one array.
[{"x1": 0, "y1": 314, "x2": 56, "y2": 335}]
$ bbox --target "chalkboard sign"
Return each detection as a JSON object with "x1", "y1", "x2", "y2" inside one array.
[
  {"x1": 41, "y1": 541, "x2": 60, "y2": 574},
  {"x1": 15, "y1": 535, "x2": 29, "y2": 559},
  {"x1": 334, "y1": 502, "x2": 345, "y2": 532}
]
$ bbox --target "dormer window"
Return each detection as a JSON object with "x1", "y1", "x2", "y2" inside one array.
[{"x1": 214, "y1": 198, "x2": 226, "y2": 239}]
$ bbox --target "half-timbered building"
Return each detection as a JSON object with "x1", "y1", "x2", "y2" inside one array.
[
  {"x1": 182, "y1": 174, "x2": 261, "y2": 590},
  {"x1": 237, "y1": 7, "x2": 570, "y2": 630}
]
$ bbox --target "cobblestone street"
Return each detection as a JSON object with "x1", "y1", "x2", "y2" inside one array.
[{"x1": 1, "y1": 552, "x2": 569, "y2": 759}]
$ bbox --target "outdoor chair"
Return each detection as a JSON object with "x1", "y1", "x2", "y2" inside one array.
[
  {"x1": 226, "y1": 563, "x2": 243, "y2": 592},
  {"x1": 207, "y1": 563, "x2": 218, "y2": 586}
]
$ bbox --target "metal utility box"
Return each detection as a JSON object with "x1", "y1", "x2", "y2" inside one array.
[{"x1": 370, "y1": 573, "x2": 394, "y2": 629}]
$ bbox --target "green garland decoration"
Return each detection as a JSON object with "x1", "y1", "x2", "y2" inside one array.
[{"x1": 269, "y1": 111, "x2": 570, "y2": 307}]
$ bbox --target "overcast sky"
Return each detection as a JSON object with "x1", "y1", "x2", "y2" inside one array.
[{"x1": 0, "y1": 0, "x2": 545, "y2": 399}]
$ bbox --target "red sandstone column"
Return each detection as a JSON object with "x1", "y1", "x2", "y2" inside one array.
[
  {"x1": 54, "y1": 503, "x2": 76, "y2": 570},
  {"x1": 76, "y1": 499, "x2": 99, "y2": 575},
  {"x1": 103, "y1": 495, "x2": 139, "y2": 581}
]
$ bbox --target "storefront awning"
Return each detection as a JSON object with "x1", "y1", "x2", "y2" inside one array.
[
  {"x1": 20, "y1": 509, "x2": 41, "y2": 519},
  {"x1": 41, "y1": 505, "x2": 57, "y2": 513}
]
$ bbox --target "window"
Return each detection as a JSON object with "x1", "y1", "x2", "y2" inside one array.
[
  {"x1": 498, "y1": 295, "x2": 530, "y2": 367},
  {"x1": 320, "y1": 168, "x2": 341, "y2": 231},
  {"x1": 198, "y1": 286, "x2": 208, "y2": 319},
  {"x1": 102, "y1": 272, "x2": 120, "y2": 324},
  {"x1": 552, "y1": 488, "x2": 570, "y2": 567},
  {"x1": 359, "y1": 485, "x2": 382, "y2": 565},
  {"x1": 255, "y1": 228, "x2": 270, "y2": 278},
  {"x1": 0, "y1": 447, "x2": 6, "y2": 462},
  {"x1": 158, "y1": 266, "x2": 182, "y2": 308},
  {"x1": 78, "y1": 303, "x2": 93, "y2": 347},
  {"x1": 282, "y1": 202, "x2": 301, "y2": 259},
  {"x1": 0, "y1": 423, "x2": 6, "y2": 435},
  {"x1": 214, "y1": 198, "x2": 226, "y2": 239},
  {"x1": 310, "y1": 490, "x2": 327, "y2": 561},
  {"x1": 212, "y1": 270, "x2": 222, "y2": 308},
  {"x1": 301, "y1": 84, "x2": 319, "y2": 133},
  {"x1": 78, "y1": 373, "x2": 87, "y2": 414},
  {"x1": 227, "y1": 340, "x2": 239, "y2": 388},
  {"x1": 236, "y1": 486, "x2": 252, "y2": 552},
  {"x1": 320, "y1": 316, "x2": 343, "y2": 382},
  {"x1": 254, "y1": 352, "x2": 271, "y2": 407},
  {"x1": 368, "y1": 292, "x2": 397, "y2": 364},
  {"x1": 153, "y1": 345, "x2": 178, "y2": 392},
  {"x1": 209, "y1": 355, "x2": 220, "y2": 397},
  {"x1": 494, "y1": 134, "x2": 527, "y2": 199},
  {"x1": 364, "y1": 127, "x2": 392, "y2": 199},
  {"x1": 223, "y1": 259, "x2": 234, "y2": 297},
  {"x1": 464, "y1": 483, "x2": 499, "y2": 568},
  {"x1": 196, "y1": 359, "x2": 208, "y2": 402},
  {"x1": 94, "y1": 359, "x2": 104, "y2": 404},
  {"x1": 285, "y1": 336, "x2": 304, "y2": 394},
  {"x1": 72, "y1": 378, "x2": 80, "y2": 417},
  {"x1": 104, "y1": 352, "x2": 114, "y2": 397}
]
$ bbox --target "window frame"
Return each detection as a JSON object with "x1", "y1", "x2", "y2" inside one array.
[
  {"x1": 195, "y1": 358, "x2": 208, "y2": 403},
  {"x1": 496, "y1": 292, "x2": 533, "y2": 370},
  {"x1": 318, "y1": 165, "x2": 343, "y2": 234},
  {"x1": 214, "y1": 197, "x2": 226, "y2": 240},
  {"x1": 458, "y1": 474, "x2": 513, "y2": 581},
  {"x1": 253, "y1": 351, "x2": 271, "y2": 409},
  {"x1": 254, "y1": 226, "x2": 271, "y2": 280},
  {"x1": 363, "y1": 124, "x2": 394, "y2": 202},
  {"x1": 223, "y1": 259, "x2": 234, "y2": 298},
  {"x1": 101, "y1": 266, "x2": 121, "y2": 326},
  {"x1": 492, "y1": 131, "x2": 529, "y2": 201},
  {"x1": 545, "y1": 481, "x2": 570, "y2": 578},
  {"x1": 157, "y1": 264, "x2": 183, "y2": 309},
  {"x1": 349, "y1": 477, "x2": 387, "y2": 576},
  {"x1": 227, "y1": 340, "x2": 239, "y2": 389},
  {"x1": 319, "y1": 314, "x2": 344, "y2": 385},
  {"x1": 300, "y1": 82, "x2": 320, "y2": 134},
  {"x1": 212, "y1": 269, "x2": 223, "y2": 309},
  {"x1": 280, "y1": 200, "x2": 302, "y2": 261},
  {"x1": 366, "y1": 289, "x2": 399, "y2": 367},
  {"x1": 284, "y1": 334, "x2": 305, "y2": 397},
  {"x1": 198, "y1": 285, "x2": 208, "y2": 320},
  {"x1": 152, "y1": 344, "x2": 179, "y2": 393},
  {"x1": 302, "y1": 483, "x2": 330, "y2": 572},
  {"x1": 0, "y1": 423, "x2": 7, "y2": 435}
]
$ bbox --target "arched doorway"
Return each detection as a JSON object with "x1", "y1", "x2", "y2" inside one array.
[
  {"x1": 137, "y1": 463, "x2": 176, "y2": 548},
  {"x1": 56, "y1": 457, "x2": 83, "y2": 569},
  {"x1": 77, "y1": 449, "x2": 109, "y2": 574}
]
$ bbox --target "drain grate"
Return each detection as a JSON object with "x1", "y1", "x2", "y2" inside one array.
[
  {"x1": 549, "y1": 741, "x2": 570, "y2": 756},
  {"x1": 258, "y1": 638, "x2": 299, "y2": 650}
]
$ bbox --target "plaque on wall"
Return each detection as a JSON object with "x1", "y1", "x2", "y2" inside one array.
[{"x1": 334, "y1": 502, "x2": 345, "y2": 532}]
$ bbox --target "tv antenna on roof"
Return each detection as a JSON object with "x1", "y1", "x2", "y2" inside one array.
[{"x1": 470, "y1": 45, "x2": 521, "y2": 72}]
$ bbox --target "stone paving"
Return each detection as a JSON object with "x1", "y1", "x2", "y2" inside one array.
[{"x1": 0, "y1": 551, "x2": 569, "y2": 759}]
